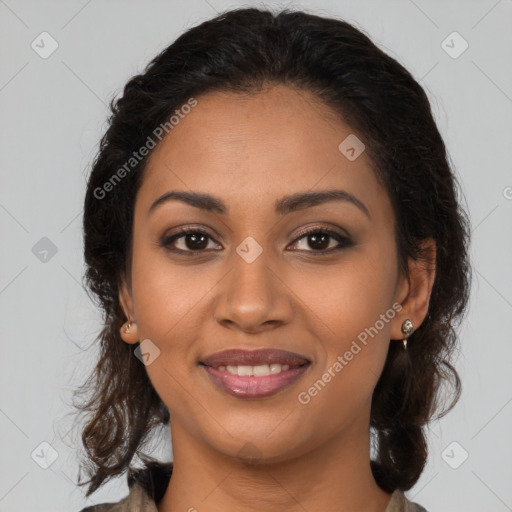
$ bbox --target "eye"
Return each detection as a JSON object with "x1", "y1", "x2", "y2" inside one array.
[
  {"x1": 160, "y1": 228, "x2": 221, "y2": 253},
  {"x1": 160, "y1": 226, "x2": 353, "y2": 255},
  {"x1": 288, "y1": 228, "x2": 353, "y2": 253}
]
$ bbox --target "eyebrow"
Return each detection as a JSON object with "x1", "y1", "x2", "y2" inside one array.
[{"x1": 148, "y1": 189, "x2": 371, "y2": 219}]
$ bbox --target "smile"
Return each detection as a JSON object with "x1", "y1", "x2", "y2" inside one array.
[{"x1": 200, "y1": 362, "x2": 311, "y2": 399}]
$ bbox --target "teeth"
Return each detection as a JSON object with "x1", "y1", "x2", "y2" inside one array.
[{"x1": 218, "y1": 364, "x2": 291, "y2": 376}]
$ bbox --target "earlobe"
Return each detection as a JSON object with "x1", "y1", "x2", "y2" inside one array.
[
  {"x1": 120, "y1": 319, "x2": 139, "y2": 344},
  {"x1": 391, "y1": 238, "x2": 436, "y2": 340},
  {"x1": 118, "y1": 276, "x2": 139, "y2": 344}
]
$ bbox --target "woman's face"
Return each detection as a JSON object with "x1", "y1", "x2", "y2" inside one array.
[{"x1": 119, "y1": 84, "x2": 423, "y2": 463}]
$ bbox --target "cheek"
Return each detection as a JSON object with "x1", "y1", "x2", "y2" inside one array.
[
  {"x1": 295, "y1": 288, "x2": 392, "y2": 430},
  {"x1": 128, "y1": 241, "x2": 235, "y2": 373},
  {"x1": 130, "y1": 243, "x2": 211, "y2": 337},
  {"x1": 292, "y1": 250, "x2": 395, "y2": 341},
  {"x1": 291, "y1": 250, "x2": 395, "y2": 394},
  {"x1": 129, "y1": 251, "x2": 204, "y2": 412}
]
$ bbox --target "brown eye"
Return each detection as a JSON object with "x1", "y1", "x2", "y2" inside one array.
[
  {"x1": 289, "y1": 229, "x2": 353, "y2": 253},
  {"x1": 161, "y1": 227, "x2": 353, "y2": 255},
  {"x1": 161, "y1": 229, "x2": 221, "y2": 253}
]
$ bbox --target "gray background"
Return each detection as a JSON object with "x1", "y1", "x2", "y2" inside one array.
[{"x1": 1, "y1": 0, "x2": 511, "y2": 511}]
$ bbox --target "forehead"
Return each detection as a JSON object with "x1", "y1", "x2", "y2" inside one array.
[{"x1": 136, "y1": 84, "x2": 389, "y2": 221}]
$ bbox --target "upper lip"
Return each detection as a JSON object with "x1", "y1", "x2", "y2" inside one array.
[{"x1": 200, "y1": 349, "x2": 311, "y2": 368}]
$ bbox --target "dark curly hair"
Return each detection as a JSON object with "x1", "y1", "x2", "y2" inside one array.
[{"x1": 73, "y1": 6, "x2": 472, "y2": 498}]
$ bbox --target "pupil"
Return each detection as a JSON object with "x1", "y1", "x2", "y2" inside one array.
[
  {"x1": 186, "y1": 233, "x2": 207, "y2": 250},
  {"x1": 309, "y1": 233, "x2": 329, "y2": 250}
]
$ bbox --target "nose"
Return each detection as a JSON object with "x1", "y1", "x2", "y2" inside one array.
[{"x1": 213, "y1": 247, "x2": 294, "y2": 333}]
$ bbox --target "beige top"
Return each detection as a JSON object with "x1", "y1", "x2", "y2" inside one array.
[{"x1": 79, "y1": 463, "x2": 428, "y2": 512}]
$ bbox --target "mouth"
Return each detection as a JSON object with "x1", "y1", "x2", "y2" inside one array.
[
  {"x1": 199, "y1": 348, "x2": 311, "y2": 399},
  {"x1": 199, "y1": 348, "x2": 311, "y2": 369}
]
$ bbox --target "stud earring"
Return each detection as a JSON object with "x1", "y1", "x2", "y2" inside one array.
[
  {"x1": 401, "y1": 319, "x2": 414, "y2": 350},
  {"x1": 123, "y1": 321, "x2": 132, "y2": 334}
]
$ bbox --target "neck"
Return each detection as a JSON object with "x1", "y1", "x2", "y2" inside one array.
[{"x1": 157, "y1": 413, "x2": 392, "y2": 512}]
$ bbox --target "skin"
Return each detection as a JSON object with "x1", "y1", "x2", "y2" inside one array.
[{"x1": 118, "y1": 84, "x2": 436, "y2": 512}]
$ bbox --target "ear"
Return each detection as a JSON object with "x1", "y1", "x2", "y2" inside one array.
[
  {"x1": 118, "y1": 275, "x2": 139, "y2": 345},
  {"x1": 391, "y1": 238, "x2": 436, "y2": 340}
]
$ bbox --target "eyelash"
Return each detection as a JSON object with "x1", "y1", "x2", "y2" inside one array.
[{"x1": 160, "y1": 226, "x2": 353, "y2": 256}]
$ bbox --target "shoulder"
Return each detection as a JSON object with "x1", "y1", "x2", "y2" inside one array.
[
  {"x1": 386, "y1": 489, "x2": 429, "y2": 512},
  {"x1": 76, "y1": 482, "x2": 152, "y2": 512}
]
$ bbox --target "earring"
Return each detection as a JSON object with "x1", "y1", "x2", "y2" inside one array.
[
  {"x1": 401, "y1": 319, "x2": 414, "y2": 349},
  {"x1": 124, "y1": 321, "x2": 132, "y2": 333}
]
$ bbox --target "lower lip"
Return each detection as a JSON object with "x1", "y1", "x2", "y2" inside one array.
[{"x1": 200, "y1": 364, "x2": 311, "y2": 399}]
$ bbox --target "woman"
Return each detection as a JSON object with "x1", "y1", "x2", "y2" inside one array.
[{"x1": 74, "y1": 7, "x2": 471, "y2": 512}]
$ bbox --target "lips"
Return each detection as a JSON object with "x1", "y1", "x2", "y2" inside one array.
[
  {"x1": 200, "y1": 348, "x2": 310, "y2": 369},
  {"x1": 201, "y1": 364, "x2": 310, "y2": 399}
]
